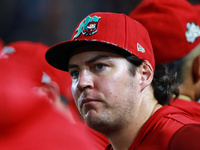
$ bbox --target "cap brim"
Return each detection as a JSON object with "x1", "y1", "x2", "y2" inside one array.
[
  {"x1": 45, "y1": 40, "x2": 131, "y2": 71},
  {"x1": 46, "y1": 40, "x2": 87, "y2": 71}
]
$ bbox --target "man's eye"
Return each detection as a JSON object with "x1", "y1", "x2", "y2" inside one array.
[
  {"x1": 95, "y1": 64, "x2": 105, "y2": 70},
  {"x1": 70, "y1": 71, "x2": 79, "y2": 79}
]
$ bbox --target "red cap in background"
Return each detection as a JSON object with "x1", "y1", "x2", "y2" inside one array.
[
  {"x1": 194, "y1": 4, "x2": 200, "y2": 14},
  {"x1": 0, "y1": 41, "x2": 74, "y2": 126},
  {"x1": 129, "y1": 0, "x2": 200, "y2": 65}
]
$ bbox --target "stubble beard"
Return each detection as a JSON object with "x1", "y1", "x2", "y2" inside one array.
[{"x1": 83, "y1": 109, "x2": 129, "y2": 136}]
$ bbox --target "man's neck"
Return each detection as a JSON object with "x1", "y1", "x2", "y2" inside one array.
[
  {"x1": 107, "y1": 120, "x2": 142, "y2": 150},
  {"x1": 107, "y1": 101, "x2": 162, "y2": 150}
]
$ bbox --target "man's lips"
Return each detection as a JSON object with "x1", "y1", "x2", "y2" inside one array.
[{"x1": 80, "y1": 98, "x2": 100, "y2": 108}]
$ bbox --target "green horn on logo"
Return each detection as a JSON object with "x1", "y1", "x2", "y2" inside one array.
[{"x1": 73, "y1": 15, "x2": 101, "y2": 40}]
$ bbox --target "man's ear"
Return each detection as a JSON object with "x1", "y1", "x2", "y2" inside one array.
[
  {"x1": 139, "y1": 60, "x2": 154, "y2": 91},
  {"x1": 40, "y1": 81, "x2": 60, "y2": 104},
  {"x1": 192, "y1": 55, "x2": 200, "y2": 83}
]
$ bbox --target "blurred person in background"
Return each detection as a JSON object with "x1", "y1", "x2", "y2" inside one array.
[
  {"x1": 129, "y1": 0, "x2": 200, "y2": 121},
  {"x1": 0, "y1": 40, "x2": 108, "y2": 149},
  {"x1": 194, "y1": 2, "x2": 200, "y2": 102}
]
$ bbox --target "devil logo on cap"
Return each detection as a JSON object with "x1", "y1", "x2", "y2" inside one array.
[{"x1": 73, "y1": 15, "x2": 101, "y2": 40}]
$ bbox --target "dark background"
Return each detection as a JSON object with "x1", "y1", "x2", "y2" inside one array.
[{"x1": 0, "y1": 0, "x2": 199, "y2": 46}]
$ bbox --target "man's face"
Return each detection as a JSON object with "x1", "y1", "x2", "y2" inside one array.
[{"x1": 68, "y1": 45, "x2": 141, "y2": 133}]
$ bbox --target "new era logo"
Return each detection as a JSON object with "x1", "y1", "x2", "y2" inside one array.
[
  {"x1": 185, "y1": 22, "x2": 200, "y2": 43},
  {"x1": 137, "y1": 43, "x2": 145, "y2": 53}
]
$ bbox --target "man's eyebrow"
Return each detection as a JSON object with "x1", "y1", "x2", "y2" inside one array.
[
  {"x1": 86, "y1": 55, "x2": 109, "y2": 64},
  {"x1": 68, "y1": 64, "x2": 79, "y2": 70},
  {"x1": 68, "y1": 55, "x2": 109, "y2": 70}
]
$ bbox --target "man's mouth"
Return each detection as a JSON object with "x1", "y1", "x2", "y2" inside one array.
[{"x1": 80, "y1": 98, "x2": 101, "y2": 108}]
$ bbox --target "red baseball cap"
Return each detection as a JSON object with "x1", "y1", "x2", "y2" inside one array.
[
  {"x1": 0, "y1": 41, "x2": 73, "y2": 125},
  {"x1": 129, "y1": 0, "x2": 200, "y2": 65},
  {"x1": 0, "y1": 41, "x2": 71, "y2": 99},
  {"x1": 45, "y1": 12, "x2": 155, "y2": 70},
  {"x1": 194, "y1": 4, "x2": 200, "y2": 14}
]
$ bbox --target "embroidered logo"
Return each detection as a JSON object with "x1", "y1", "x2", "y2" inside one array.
[
  {"x1": 41, "y1": 72, "x2": 51, "y2": 84},
  {"x1": 73, "y1": 15, "x2": 101, "y2": 40},
  {"x1": 137, "y1": 43, "x2": 145, "y2": 53},
  {"x1": 0, "y1": 46, "x2": 15, "y2": 59},
  {"x1": 185, "y1": 22, "x2": 200, "y2": 43}
]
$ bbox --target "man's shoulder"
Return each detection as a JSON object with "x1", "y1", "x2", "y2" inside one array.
[
  {"x1": 156, "y1": 105, "x2": 199, "y2": 129},
  {"x1": 131, "y1": 105, "x2": 200, "y2": 149},
  {"x1": 141, "y1": 105, "x2": 200, "y2": 141},
  {"x1": 152, "y1": 105, "x2": 196, "y2": 124},
  {"x1": 168, "y1": 124, "x2": 200, "y2": 150},
  {"x1": 170, "y1": 98, "x2": 200, "y2": 121}
]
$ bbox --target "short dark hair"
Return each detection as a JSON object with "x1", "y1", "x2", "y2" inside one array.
[{"x1": 125, "y1": 55, "x2": 179, "y2": 105}]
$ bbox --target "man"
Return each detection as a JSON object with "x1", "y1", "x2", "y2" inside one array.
[
  {"x1": 129, "y1": 0, "x2": 200, "y2": 121},
  {"x1": 46, "y1": 12, "x2": 200, "y2": 149},
  {"x1": 0, "y1": 41, "x2": 108, "y2": 149}
]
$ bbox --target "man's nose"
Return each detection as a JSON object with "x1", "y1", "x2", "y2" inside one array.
[{"x1": 77, "y1": 70, "x2": 94, "y2": 91}]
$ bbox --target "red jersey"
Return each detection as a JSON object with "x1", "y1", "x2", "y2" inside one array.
[
  {"x1": 106, "y1": 105, "x2": 200, "y2": 150},
  {"x1": 170, "y1": 98, "x2": 200, "y2": 122}
]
